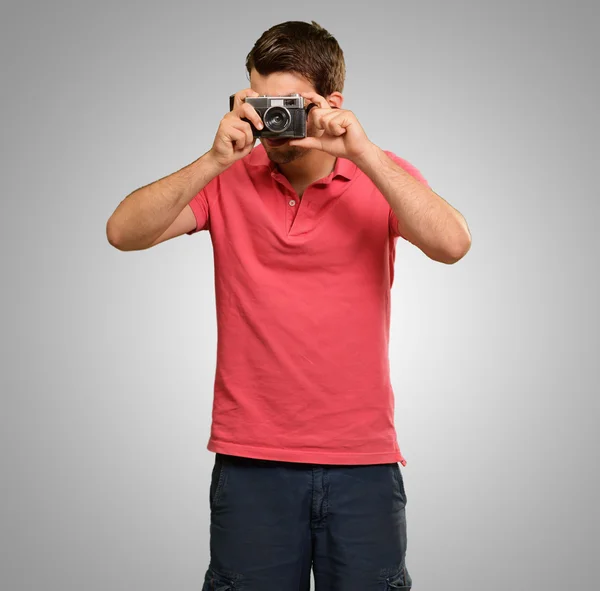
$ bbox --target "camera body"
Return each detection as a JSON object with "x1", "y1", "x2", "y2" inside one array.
[{"x1": 229, "y1": 93, "x2": 310, "y2": 139}]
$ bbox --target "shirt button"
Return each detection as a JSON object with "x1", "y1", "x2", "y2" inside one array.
[{"x1": 289, "y1": 199, "x2": 296, "y2": 206}]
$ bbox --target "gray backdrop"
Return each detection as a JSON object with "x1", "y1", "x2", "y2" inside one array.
[{"x1": 1, "y1": 0, "x2": 597, "y2": 590}]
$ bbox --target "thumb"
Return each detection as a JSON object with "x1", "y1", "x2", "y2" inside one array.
[{"x1": 288, "y1": 137, "x2": 322, "y2": 150}]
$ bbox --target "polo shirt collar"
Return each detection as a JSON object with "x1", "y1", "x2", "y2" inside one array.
[{"x1": 247, "y1": 143, "x2": 355, "y2": 181}]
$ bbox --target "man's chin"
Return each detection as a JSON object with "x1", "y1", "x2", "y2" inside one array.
[{"x1": 262, "y1": 141, "x2": 307, "y2": 164}]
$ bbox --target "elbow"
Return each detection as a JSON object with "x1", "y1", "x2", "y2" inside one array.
[
  {"x1": 441, "y1": 231, "x2": 472, "y2": 264},
  {"x1": 106, "y1": 217, "x2": 152, "y2": 251},
  {"x1": 106, "y1": 217, "x2": 127, "y2": 251}
]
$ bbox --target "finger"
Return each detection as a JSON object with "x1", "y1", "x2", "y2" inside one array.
[
  {"x1": 308, "y1": 108, "x2": 341, "y2": 136},
  {"x1": 308, "y1": 107, "x2": 331, "y2": 131},
  {"x1": 320, "y1": 109, "x2": 341, "y2": 124},
  {"x1": 232, "y1": 131, "x2": 247, "y2": 151},
  {"x1": 288, "y1": 137, "x2": 323, "y2": 150},
  {"x1": 232, "y1": 88, "x2": 260, "y2": 111},
  {"x1": 229, "y1": 119, "x2": 255, "y2": 147},
  {"x1": 299, "y1": 91, "x2": 330, "y2": 110},
  {"x1": 323, "y1": 112, "x2": 348, "y2": 136},
  {"x1": 239, "y1": 102, "x2": 264, "y2": 131},
  {"x1": 224, "y1": 127, "x2": 247, "y2": 151},
  {"x1": 239, "y1": 120, "x2": 255, "y2": 146}
]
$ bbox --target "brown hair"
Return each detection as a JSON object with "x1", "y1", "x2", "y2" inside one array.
[{"x1": 245, "y1": 20, "x2": 345, "y2": 98}]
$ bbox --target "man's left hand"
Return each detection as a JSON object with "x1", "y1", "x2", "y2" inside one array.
[{"x1": 288, "y1": 92, "x2": 375, "y2": 163}]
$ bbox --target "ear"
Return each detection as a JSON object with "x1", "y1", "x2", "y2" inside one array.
[{"x1": 327, "y1": 91, "x2": 344, "y2": 109}]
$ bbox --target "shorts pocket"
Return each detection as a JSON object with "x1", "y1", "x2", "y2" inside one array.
[
  {"x1": 201, "y1": 565, "x2": 239, "y2": 590},
  {"x1": 386, "y1": 563, "x2": 413, "y2": 589},
  {"x1": 209, "y1": 454, "x2": 229, "y2": 512}
]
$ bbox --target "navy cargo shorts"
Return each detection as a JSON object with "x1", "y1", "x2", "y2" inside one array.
[{"x1": 202, "y1": 453, "x2": 412, "y2": 590}]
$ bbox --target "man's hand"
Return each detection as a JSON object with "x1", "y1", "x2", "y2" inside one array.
[
  {"x1": 288, "y1": 91, "x2": 375, "y2": 163},
  {"x1": 208, "y1": 88, "x2": 264, "y2": 169}
]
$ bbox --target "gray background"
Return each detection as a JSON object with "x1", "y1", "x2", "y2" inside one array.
[{"x1": 1, "y1": 0, "x2": 598, "y2": 589}]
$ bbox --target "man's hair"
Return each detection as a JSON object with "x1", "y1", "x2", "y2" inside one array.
[{"x1": 245, "y1": 20, "x2": 345, "y2": 98}]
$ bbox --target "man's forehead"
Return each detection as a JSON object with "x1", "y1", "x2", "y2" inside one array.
[{"x1": 250, "y1": 70, "x2": 313, "y2": 92}]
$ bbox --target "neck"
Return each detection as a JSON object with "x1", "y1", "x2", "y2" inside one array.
[{"x1": 277, "y1": 150, "x2": 337, "y2": 186}]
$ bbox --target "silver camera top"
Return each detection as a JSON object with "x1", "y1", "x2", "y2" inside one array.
[{"x1": 244, "y1": 93, "x2": 305, "y2": 109}]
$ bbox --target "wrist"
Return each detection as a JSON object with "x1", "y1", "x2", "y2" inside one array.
[
  {"x1": 203, "y1": 149, "x2": 230, "y2": 175},
  {"x1": 350, "y1": 142, "x2": 381, "y2": 170}
]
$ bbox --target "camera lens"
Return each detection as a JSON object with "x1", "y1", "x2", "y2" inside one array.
[{"x1": 263, "y1": 106, "x2": 291, "y2": 133}]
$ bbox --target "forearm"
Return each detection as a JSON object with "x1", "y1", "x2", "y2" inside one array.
[
  {"x1": 106, "y1": 150, "x2": 226, "y2": 250},
  {"x1": 355, "y1": 144, "x2": 471, "y2": 263}
]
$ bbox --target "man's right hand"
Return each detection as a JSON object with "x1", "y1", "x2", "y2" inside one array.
[{"x1": 208, "y1": 88, "x2": 264, "y2": 169}]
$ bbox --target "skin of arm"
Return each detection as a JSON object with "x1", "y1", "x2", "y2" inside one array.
[
  {"x1": 355, "y1": 144, "x2": 471, "y2": 264},
  {"x1": 106, "y1": 151, "x2": 226, "y2": 251}
]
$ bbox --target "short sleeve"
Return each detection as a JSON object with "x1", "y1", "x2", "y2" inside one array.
[
  {"x1": 384, "y1": 151, "x2": 430, "y2": 239},
  {"x1": 186, "y1": 175, "x2": 219, "y2": 235}
]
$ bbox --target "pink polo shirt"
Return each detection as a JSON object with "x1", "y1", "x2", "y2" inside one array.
[{"x1": 187, "y1": 143, "x2": 429, "y2": 465}]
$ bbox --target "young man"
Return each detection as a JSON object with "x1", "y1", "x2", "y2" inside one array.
[{"x1": 107, "y1": 20, "x2": 470, "y2": 591}]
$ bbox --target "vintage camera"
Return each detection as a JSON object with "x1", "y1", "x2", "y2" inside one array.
[{"x1": 229, "y1": 93, "x2": 314, "y2": 139}]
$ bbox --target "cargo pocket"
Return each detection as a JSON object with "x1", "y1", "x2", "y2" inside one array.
[
  {"x1": 209, "y1": 453, "x2": 228, "y2": 512},
  {"x1": 385, "y1": 564, "x2": 413, "y2": 589},
  {"x1": 201, "y1": 565, "x2": 239, "y2": 590}
]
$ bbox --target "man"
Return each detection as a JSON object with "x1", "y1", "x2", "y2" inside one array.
[{"x1": 107, "y1": 20, "x2": 470, "y2": 591}]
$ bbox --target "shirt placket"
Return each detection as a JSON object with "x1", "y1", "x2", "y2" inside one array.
[{"x1": 271, "y1": 170, "x2": 303, "y2": 235}]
